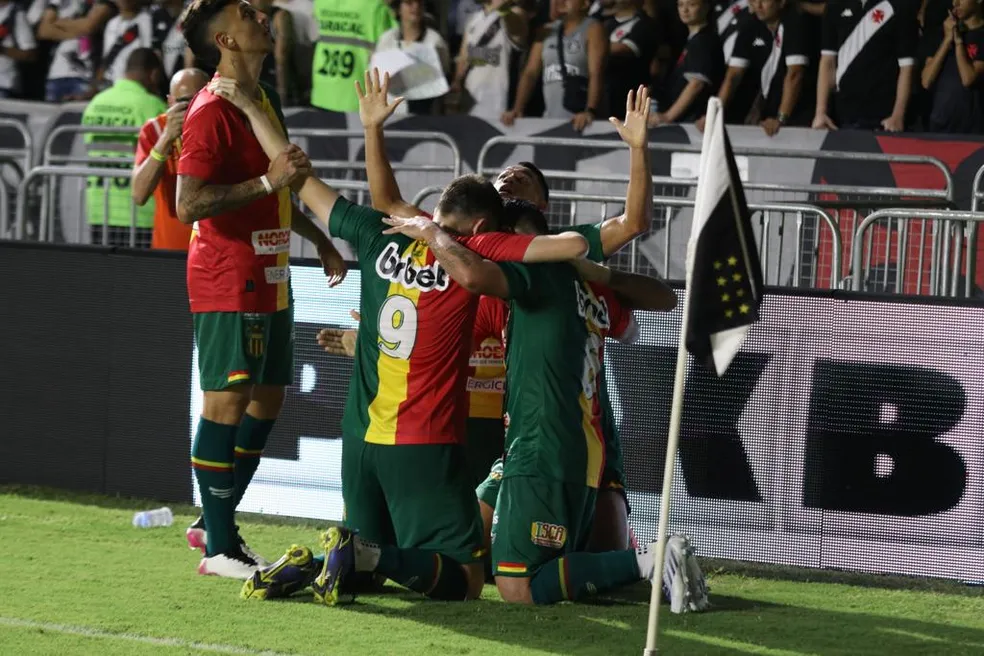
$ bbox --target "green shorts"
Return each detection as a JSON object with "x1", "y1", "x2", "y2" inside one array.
[
  {"x1": 193, "y1": 307, "x2": 294, "y2": 391},
  {"x1": 475, "y1": 457, "x2": 503, "y2": 508},
  {"x1": 491, "y1": 475, "x2": 597, "y2": 578},
  {"x1": 465, "y1": 417, "x2": 505, "y2": 491},
  {"x1": 342, "y1": 437, "x2": 484, "y2": 565}
]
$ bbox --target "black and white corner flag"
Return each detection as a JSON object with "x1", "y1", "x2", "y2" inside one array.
[{"x1": 684, "y1": 99, "x2": 764, "y2": 377}]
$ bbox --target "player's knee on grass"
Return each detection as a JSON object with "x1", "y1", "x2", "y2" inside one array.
[
  {"x1": 202, "y1": 386, "x2": 252, "y2": 424},
  {"x1": 495, "y1": 575, "x2": 534, "y2": 604},
  {"x1": 462, "y1": 561, "x2": 485, "y2": 600},
  {"x1": 479, "y1": 500, "x2": 494, "y2": 554},
  {"x1": 247, "y1": 384, "x2": 286, "y2": 420},
  {"x1": 588, "y1": 488, "x2": 630, "y2": 552}
]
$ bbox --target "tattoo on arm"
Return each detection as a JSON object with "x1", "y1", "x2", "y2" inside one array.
[
  {"x1": 425, "y1": 228, "x2": 507, "y2": 296},
  {"x1": 178, "y1": 176, "x2": 269, "y2": 222}
]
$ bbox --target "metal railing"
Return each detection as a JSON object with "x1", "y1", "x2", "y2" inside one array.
[
  {"x1": 850, "y1": 209, "x2": 984, "y2": 297},
  {"x1": 289, "y1": 128, "x2": 462, "y2": 178},
  {"x1": 412, "y1": 185, "x2": 842, "y2": 288}
]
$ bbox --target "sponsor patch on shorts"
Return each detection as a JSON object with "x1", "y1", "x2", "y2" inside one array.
[
  {"x1": 466, "y1": 377, "x2": 505, "y2": 393},
  {"x1": 264, "y1": 265, "x2": 290, "y2": 284},
  {"x1": 531, "y1": 522, "x2": 567, "y2": 549}
]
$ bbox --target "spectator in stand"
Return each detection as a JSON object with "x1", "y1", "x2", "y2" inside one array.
[
  {"x1": 650, "y1": 0, "x2": 723, "y2": 125},
  {"x1": 712, "y1": 0, "x2": 753, "y2": 61},
  {"x1": 921, "y1": 0, "x2": 984, "y2": 133},
  {"x1": 450, "y1": 0, "x2": 531, "y2": 117},
  {"x1": 814, "y1": 0, "x2": 917, "y2": 131},
  {"x1": 132, "y1": 67, "x2": 208, "y2": 250},
  {"x1": 37, "y1": 0, "x2": 117, "y2": 101},
  {"x1": 97, "y1": 0, "x2": 154, "y2": 90},
  {"x1": 604, "y1": 0, "x2": 659, "y2": 120},
  {"x1": 152, "y1": 0, "x2": 191, "y2": 83},
  {"x1": 377, "y1": 0, "x2": 451, "y2": 114},
  {"x1": 503, "y1": 0, "x2": 606, "y2": 130},
  {"x1": 0, "y1": 0, "x2": 37, "y2": 98},
  {"x1": 82, "y1": 48, "x2": 166, "y2": 247},
  {"x1": 251, "y1": 0, "x2": 296, "y2": 104},
  {"x1": 713, "y1": 0, "x2": 813, "y2": 133},
  {"x1": 710, "y1": 7, "x2": 768, "y2": 125},
  {"x1": 448, "y1": 0, "x2": 482, "y2": 56}
]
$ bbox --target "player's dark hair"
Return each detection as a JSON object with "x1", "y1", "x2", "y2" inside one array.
[
  {"x1": 124, "y1": 47, "x2": 162, "y2": 75},
  {"x1": 436, "y1": 174, "x2": 504, "y2": 230},
  {"x1": 517, "y1": 161, "x2": 549, "y2": 204},
  {"x1": 180, "y1": 0, "x2": 238, "y2": 68},
  {"x1": 502, "y1": 198, "x2": 549, "y2": 236}
]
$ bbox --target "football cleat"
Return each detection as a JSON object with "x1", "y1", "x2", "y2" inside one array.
[
  {"x1": 186, "y1": 516, "x2": 269, "y2": 568},
  {"x1": 662, "y1": 533, "x2": 710, "y2": 614},
  {"x1": 198, "y1": 547, "x2": 259, "y2": 580},
  {"x1": 241, "y1": 545, "x2": 317, "y2": 600},
  {"x1": 312, "y1": 527, "x2": 355, "y2": 606}
]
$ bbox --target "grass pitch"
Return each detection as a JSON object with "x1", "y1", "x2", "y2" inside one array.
[{"x1": 1, "y1": 486, "x2": 983, "y2": 655}]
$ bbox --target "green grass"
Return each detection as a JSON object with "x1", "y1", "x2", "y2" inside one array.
[{"x1": 2, "y1": 486, "x2": 984, "y2": 655}]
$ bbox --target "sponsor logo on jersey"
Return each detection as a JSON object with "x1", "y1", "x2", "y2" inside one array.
[
  {"x1": 469, "y1": 342, "x2": 504, "y2": 366},
  {"x1": 531, "y1": 522, "x2": 568, "y2": 549},
  {"x1": 252, "y1": 228, "x2": 291, "y2": 254},
  {"x1": 575, "y1": 281, "x2": 611, "y2": 330},
  {"x1": 264, "y1": 266, "x2": 290, "y2": 284},
  {"x1": 466, "y1": 377, "x2": 505, "y2": 393},
  {"x1": 375, "y1": 242, "x2": 450, "y2": 292}
]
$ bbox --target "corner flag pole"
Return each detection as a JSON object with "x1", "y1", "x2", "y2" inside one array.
[{"x1": 642, "y1": 97, "x2": 721, "y2": 656}]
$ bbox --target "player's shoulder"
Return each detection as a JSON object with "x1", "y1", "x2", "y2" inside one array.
[{"x1": 185, "y1": 88, "x2": 231, "y2": 122}]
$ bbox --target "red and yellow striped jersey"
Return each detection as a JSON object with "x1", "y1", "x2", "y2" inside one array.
[
  {"x1": 328, "y1": 198, "x2": 535, "y2": 445},
  {"x1": 467, "y1": 296, "x2": 509, "y2": 419}
]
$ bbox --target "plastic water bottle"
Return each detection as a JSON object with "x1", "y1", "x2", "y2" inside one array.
[{"x1": 132, "y1": 507, "x2": 173, "y2": 528}]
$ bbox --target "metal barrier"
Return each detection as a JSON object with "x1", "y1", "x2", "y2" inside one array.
[
  {"x1": 850, "y1": 209, "x2": 984, "y2": 297},
  {"x1": 289, "y1": 128, "x2": 461, "y2": 178},
  {"x1": 411, "y1": 185, "x2": 841, "y2": 288},
  {"x1": 43, "y1": 124, "x2": 140, "y2": 165},
  {"x1": 0, "y1": 117, "x2": 34, "y2": 172}
]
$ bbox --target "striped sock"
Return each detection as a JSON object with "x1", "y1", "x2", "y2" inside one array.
[
  {"x1": 191, "y1": 417, "x2": 238, "y2": 556},
  {"x1": 375, "y1": 547, "x2": 469, "y2": 601},
  {"x1": 232, "y1": 415, "x2": 275, "y2": 508},
  {"x1": 530, "y1": 551, "x2": 640, "y2": 604}
]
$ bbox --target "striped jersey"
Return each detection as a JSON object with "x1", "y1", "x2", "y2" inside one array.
[
  {"x1": 328, "y1": 198, "x2": 535, "y2": 445},
  {"x1": 497, "y1": 263, "x2": 633, "y2": 488},
  {"x1": 178, "y1": 83, "x2": 292, "y2": 313}
]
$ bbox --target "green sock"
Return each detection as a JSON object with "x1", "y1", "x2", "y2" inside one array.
[
  {"x1": 376, "y1": 547, "x2": 469, "y2": 600},
  {"x1": 191, "y1": 417, "x2": 238, "y2": 556},
  {"x1": 530, "y1": 551, "x2": 640, "y2": 604},
  {"x1": 233, "y1": 414, "x2": 275, "y2": 508}
]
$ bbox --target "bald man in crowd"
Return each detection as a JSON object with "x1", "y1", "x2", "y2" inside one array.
[{"x1": 131, "y1": 68, "x2": 210, "y2": 251}]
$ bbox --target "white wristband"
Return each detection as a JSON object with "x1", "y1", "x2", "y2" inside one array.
[{"x1": 260, "y1": 174, "x2": 273, "y2": 194}]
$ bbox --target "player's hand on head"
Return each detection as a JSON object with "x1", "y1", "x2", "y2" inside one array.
[
  {"x1": 317, "y1": 327, "x2": 357, "y2": 358},
  {"x1": 610, "y1": 85, "x2": 651, "y2": 149},
  {"x1": 355, "y1": 68, "x2": 405, "y2": 129},
  {"x1": 381, "y1": 215, "x2": 437, "y2": 240},
  {"x1": 208, "y1": 76, "x2": 252, "y2": 111}
]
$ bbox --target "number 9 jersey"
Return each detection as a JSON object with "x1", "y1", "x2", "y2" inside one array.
[{"x1": 328, "y1": 198, "x2": 535, "y2": 446}]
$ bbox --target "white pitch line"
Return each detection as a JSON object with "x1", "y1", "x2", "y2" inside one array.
[{"x1": 0, "y1": 617, "x2": 305, "y2": 656}]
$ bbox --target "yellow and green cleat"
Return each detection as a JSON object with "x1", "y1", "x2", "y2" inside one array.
[{"x1": 241, "y1": 544, "x2": 317, "y2": 600}]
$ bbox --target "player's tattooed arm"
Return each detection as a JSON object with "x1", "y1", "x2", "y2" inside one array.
[
  {"x1": 571, "y1": 259, "x2": 677, "y2": 311},
  {"x1": 382, "y1": 217, "x2": 511, "y2": 298},
  {"x1": 176, "y1": 175, "x2": 269, "y2": 223}
]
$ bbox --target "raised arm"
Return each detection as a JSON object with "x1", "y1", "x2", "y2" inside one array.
[
  {"x1": 132, "y1": 105, "x2": 185, "y2": 206},
  {"x1": 356, "y1": 69, "x2": 422, "y2": 218},
  {"x1": 598, "y1": 86, "x2": 653, "y2": 257}
]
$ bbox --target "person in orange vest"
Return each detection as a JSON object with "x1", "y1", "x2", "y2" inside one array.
[{"x1": 131, "y1": 67, "x2": 209, "y2": 251}]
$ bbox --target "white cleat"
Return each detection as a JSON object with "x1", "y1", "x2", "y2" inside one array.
[
  {"x1": 634, "y1": 540, "x2": 658, "y2": 582},
  {"x1": 198, "y1": 549, "x2": 259, "y2": 580},
  {"x1": 662, "y1": 534, "x2": 710, "y2": 614},
  {"x1": 241, "y1": 542, "x2": 270, "y2": 569}
]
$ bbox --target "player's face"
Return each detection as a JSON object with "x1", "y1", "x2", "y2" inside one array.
[
  {"x1": 677, "y1": 0, "x2": 706, "y2": 25},
  {"x1": 495, "y1": 167, "x2": 547, "y2": 210},
  {"x1": 753, "y1": 0, "x2": 782, "y2": 22},
  {"x1": 220, "y1": 1, "x2": 273, "y2": 55}
]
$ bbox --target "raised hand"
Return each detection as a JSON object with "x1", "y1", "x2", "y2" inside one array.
[
  {"x1": 610, "y1": 85, "x2": 651, "y2": 149},
  {"x1": 355, "y1": 68, "x2": 405, "y2": 129},
  {"x1": 208, "y1": 77, "x2": 253, "y2": 112}
]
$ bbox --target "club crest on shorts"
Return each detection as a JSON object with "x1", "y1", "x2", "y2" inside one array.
[
  {"x1": 531, "y1": 522, "x2": 567, "y2": 549},
  {"x1": 247, "y1": 323, "x2": 265, "y2": 358}
]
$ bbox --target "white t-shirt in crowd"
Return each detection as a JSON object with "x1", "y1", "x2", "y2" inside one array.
[
  {"x1": 0, "y1": 3, "x2": 35, "y2": 91},
  {"x1": 47, "y1": 0, "x2": 114, "y2": 82},
  {"x1": 462, "y1": 8, "x2": 516, "y2": 117},
  {"x1": 377, "y1": 26, "x2": 451, "y2": 73},
  {"x1": 102, "y1": 10, "x2": 153, "y2": 83}
]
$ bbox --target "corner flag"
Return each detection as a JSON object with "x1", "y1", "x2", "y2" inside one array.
[{"x1": 684, "y1": 102, "x2": 763, "y2": 377}]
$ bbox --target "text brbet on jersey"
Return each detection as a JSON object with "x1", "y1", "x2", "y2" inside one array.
[{"x1": 375, "y1": 242, "x2": 451, "y2": 292}]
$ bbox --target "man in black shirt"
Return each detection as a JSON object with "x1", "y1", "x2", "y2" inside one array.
[
  {"x1": 604, "y1": 0, "x2": 659, "y2": 119},
  {"x1": 814, "y1": 0, "x2": 918, "y2": 130}
]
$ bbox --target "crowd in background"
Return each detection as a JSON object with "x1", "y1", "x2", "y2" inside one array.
[{"x1": 0, "y1": 0, "x2": 978, "y2": 131}]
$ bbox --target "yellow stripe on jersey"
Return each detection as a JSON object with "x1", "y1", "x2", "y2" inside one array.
[
  {"x1": 579, "y1": 390, "x2": 604, "y2": 488},
  {"x1": 366, "y1": 242, "x2": 425, "y2": 444},
  {"x1": 258, "y1": 87, "x2": 292, "y2": 312}
]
